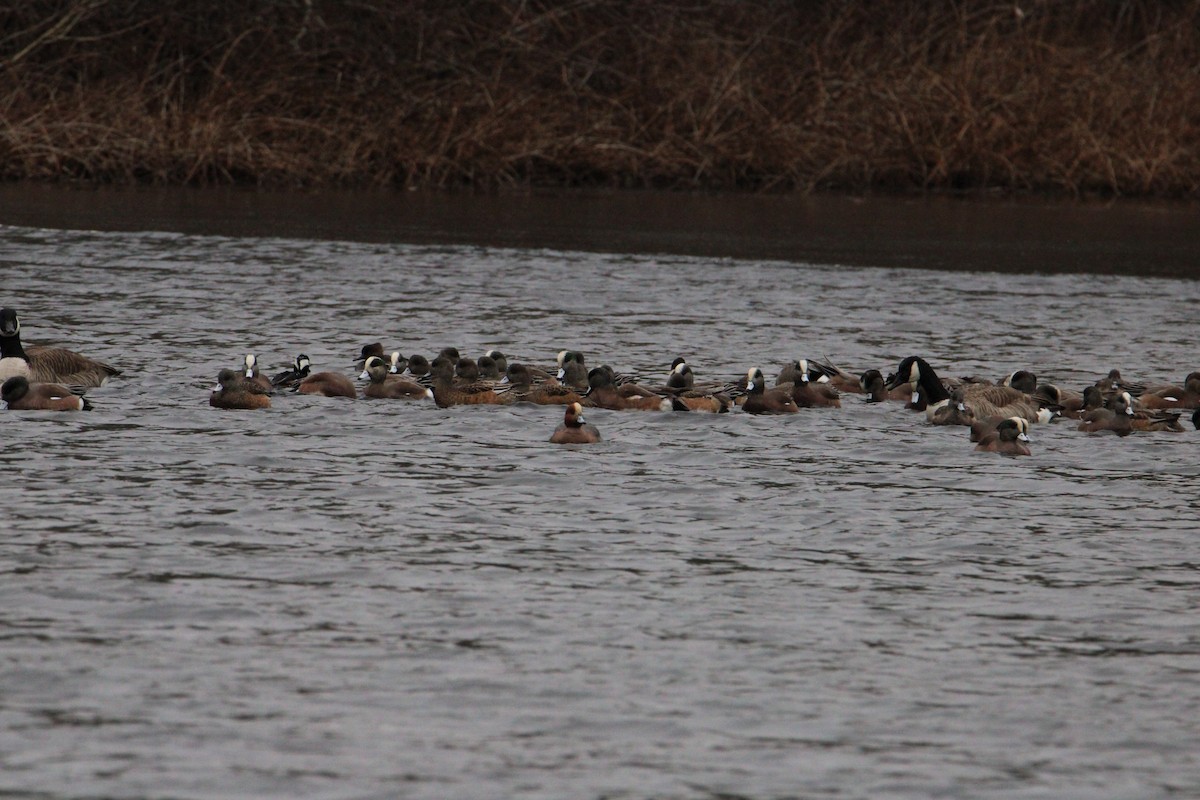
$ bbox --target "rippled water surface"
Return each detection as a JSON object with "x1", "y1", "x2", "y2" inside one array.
[{"x1": 1, "y1": 192, "x2": 1199, "y2": 799}]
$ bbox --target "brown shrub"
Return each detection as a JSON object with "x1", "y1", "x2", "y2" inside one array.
[{"x1": 0, "y1": 0, "x2": 1197, "y2": 196}]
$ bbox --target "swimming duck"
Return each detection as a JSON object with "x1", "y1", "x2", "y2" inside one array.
[
  {"x1": 584, "y1": 367, "x2": 677, "y2": 411},
  {"x1": 2, "y1": 376, "x2": 92, "y2": 411},
  {"x1": 549, "y1": 402, "x2": 602, "y2": 444},
  {"x1": 741, "y1": 368, "x2": 799, "y2": 415},
  {"x1": 1138, "y1": 372, "x2": 1200, "y2": 410},
  {"x1": 859, "y1": 369, "x2": 911, "y2": 403},
  {"x1": 0, "y1": 308, "x2": 120, "y2": 387},
  {"x1": 1032, "y1": 382, "x2": 1086, "y2": 418},
  {"x1": 242, "y1": 354, "x2": 274, "y2": 393},
  {"x1": 502, "y1": 363, "x2": 583, "y2": 405},
  {"x1": 483, "y1": 350, "x2": 510, "y2": 375},
  {"x1": 658, "y1": 363, "x2": 734, "y2": 412},
  {"x1": 360, "y1": 356, "x2": 433, "y2": 400},
  {"x1": 789, "y1": 359, "x2": 842, "y2": 408},
  {"x1": 293, "y1": 362, "x2": 357, "y2": 398},
  {"x1": 210, "y1": 368, "x2": 271, "y2": 410},
  {"x1": 1001, "y1": 370, "x2": 1038, "y2": 394},
  {"x1": 886, "y1": 356, "x2": 1041, "y2": 422},
  {"x1": 974, "y1": 417, "x2": 1031, "y2": 455},
  {"x1": 271, "y1": 354, "x2": 312, "y2": 388},
  {"x1": 429, "y1": 356, "x2": 512, "y2": 407}
]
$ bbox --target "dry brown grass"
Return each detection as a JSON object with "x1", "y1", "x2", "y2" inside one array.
[{"x1": 0, "y1": 1, "x2": 1197, "y2": 197}]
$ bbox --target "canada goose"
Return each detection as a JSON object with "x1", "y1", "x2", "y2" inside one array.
[
  {"x1": 886, "y1": 356, "x2": 1041, "y2": 422},
  {"x1": 0, "y1": 308, "x2": 120, "y2": 387},
  {"x1": 2, "y1": 376, "x2": 91, "y2": 411}
]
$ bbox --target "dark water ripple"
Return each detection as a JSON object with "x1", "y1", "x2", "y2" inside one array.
[{"x1": 1, "y1": 220, "x2": 1199, "y2": 799}]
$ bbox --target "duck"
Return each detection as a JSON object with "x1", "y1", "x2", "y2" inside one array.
[
  {"x1": 1138, "y1": 372, "x2": 1200, "y2": 410},
  {"x1": 804, "y1": 357, "x2": 863, "y2": 393},
  {"x1": 358, "y1": 342, "x2": 385, "y2": 367},
  {"x1": 584, "y1": 367, "x2": 678, "y2": 411},
  {"x1": 557, "y1": 358, "x2": 590, "y2": 390},
  {"x1": 502, "y1": 363, "x2": 583, "y2": 405},
  {"x1": 549, "y1": 402, "x2": 602, "y2": 444},
  {"x1": 296, "y1": 363, "x2": 357, "y2": 398},
  {"x1": 1001, "y1": 370, "x2": 1038, "y2": 394},
  {"x1": 1094, "y1": 368, "x2": 1146, "y2": 398},
  {"x1": 789, "y1": 359, "x2": 841, "y2": 408},
  {"x1": 974, "y1": 417, "x2": 1031, "y2": 455},
  {"x1": 931, "y1": 387, "x2": 976, "y2": 426},
  {"x1": 210, "y1": 369, "x2": 271, "y2": 410},
  {"x1": 483, "y1": 350, "x2": 510, "y2": 375},
  {"x1": 1077, "y1": 391, "x2": 1181, "y2": 434},
  {"x1": 741, "y1": 368, "x2": 799, "y2": 414},
  {"x1": 859, "y1": 369, "x2": 911, "y2": 403},
  {"x1": 969, "y1": 413, "x2": 1029, "y2": 443},
  {"x1": 2, "y1": 376, "x2": 92, "y2": 411},
  {"x1": 428, "y1": 356, "x2": 512, "y2": 408},
  {"x1": 476, "y1": 355, "x2": 502, "y2": 381},
  {"x1": 241, "y1": 354, "x2": 275, "y2": 393},
  {"x1": 386, "y1": 351, "x2": 407, "y2": 375},
  {"x1": 360, "y1": 356, "x2": 433, "y2": 400},
  {"x1": 1032, "y1": 382, "x2": 1086, "y2": 418},
  {"x1": 886, "y1": 356, "x2": 1041, "y2": 422},
  {"x1": 402, "y1": 354, "x2": 432, "y2": 384},
  {"x1": 0, "y1": 308, "x2": 120, "y2": 387},
  {"x1": 657, "y1": 363, "x2": 733, "y2": 412},
  {"x1": 1116, "y1": 391, "x2": 1184, "y2": 432},
  {"x1": 271, "y1": 354, "x2": 312, "y2": 388}
]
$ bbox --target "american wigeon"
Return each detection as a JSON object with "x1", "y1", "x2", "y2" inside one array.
[
  {"x1": 483, "y1": 350, "x2": 510, "y2": 375},
  {"x1": 1001, "y1": 370, "x2": 1038, "y2": 394},
  {"x1": 549, "y1": 402, "x2": 601, "y2": 444},
  {"x1": 1032, "y1": 382, "x2": 1086, "y2": 418},
  {"x1": 584, "y1": 367, "x2": 676, "y2": 411},
  {"x1": 210, "y1": 369, "x2": 271, "y2": 410},
  {"x1": 659, "y1": 364, "x2": 733, "y2": 412},
  {"x1": 503, "y1": 363, "x2": 584, "y2": 405},
  {"x1": 974, "y1": 418, "x2": 1031, "y2": 455},
  {"x1": 1139, "y1": 372, "x2": 1200, "y2": 410},
  {"x1": 2, "y1": 376, "x2": 91, "y2": 411},
  {"x1": 1114, "y1": 391, "x2": 1184, "y2": 431},
  {"x1": 241, "y1": 354, "x2": 275, "y2": 393},
  {"x1": 741, "y1": 368, "x2": 799, "y2": 414},
  {"x1": 296, "y1": 365, "x2": 357, "y2": 398},
  {"x1": 789, "y1": 359, "x2": 841, "y2": 408},
  {"x1": 360, "y1": 356, "x2": 433, "y2": 400},
  {"x1": 429, "y1": 356, "x2": 512, "y2": 407},
  {"x1": 0, "y1": 308, "x2": 120, "y2": 387},
  {"x1": 859, "y1": 369, "x2": 911, "y2": 403}
]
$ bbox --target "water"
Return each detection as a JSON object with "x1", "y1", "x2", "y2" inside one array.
[{"x1": 1, "y1": 190, "x2": 1199, "y2": 799}]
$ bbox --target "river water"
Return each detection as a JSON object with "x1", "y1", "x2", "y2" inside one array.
[{"x1": 1, "y1": 188, "x2": 1198, "y2": 799}]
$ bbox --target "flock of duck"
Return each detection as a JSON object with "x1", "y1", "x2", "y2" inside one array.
[{"x1": 3, "y1": 308, "x2": 1199, "y2": 451}]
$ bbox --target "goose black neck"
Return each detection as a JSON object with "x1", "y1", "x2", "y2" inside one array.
[
  {"x1": 0, "y1": 330, "x2": 27, "y2": 361},
  {"x1": 915, "y1": 360, "x2": 951, "y2": 403}
]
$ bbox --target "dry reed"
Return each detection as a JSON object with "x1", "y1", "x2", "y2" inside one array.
[{"x1": 0, "y1": 0, "x2": 1197, "y2": 197}]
